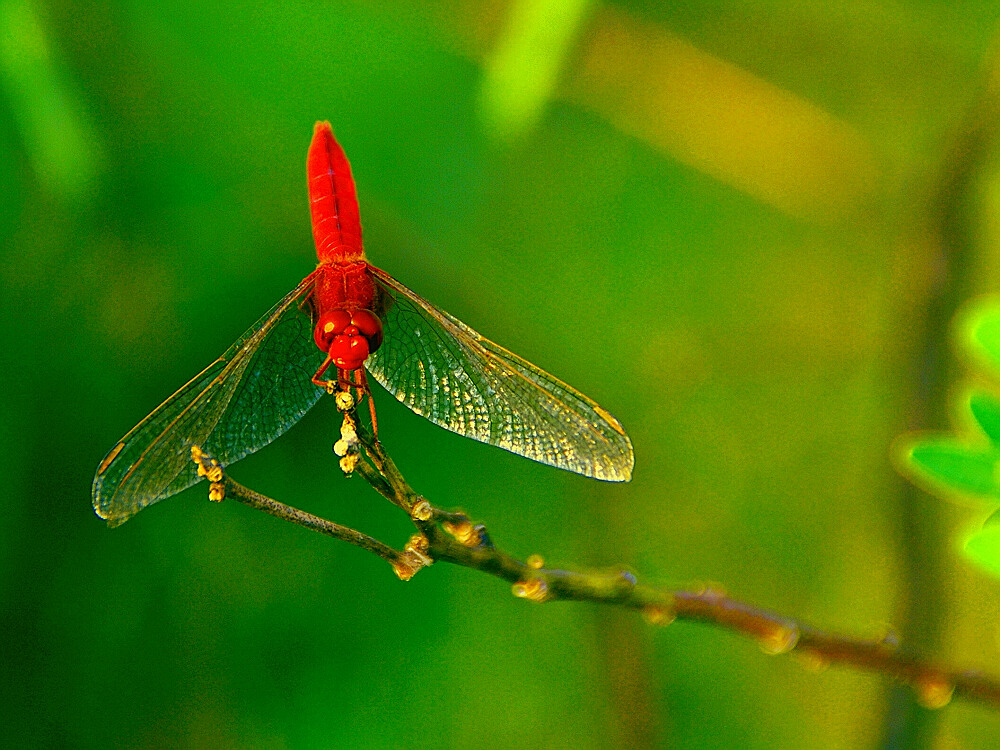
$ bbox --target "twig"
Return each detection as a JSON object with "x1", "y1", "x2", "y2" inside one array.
[
  {"x1": 221, "y1": 477, "x2": 401, "y2": 564},
  {"x1": 412, "y1": 503, "x2": 999, "y2": 709},
  {"x1": 190, "y1": 445, "x2": 430, "y2": 581},
  {"x1": 189, "y1": 411, "x2": 1000, "y2": 711}
]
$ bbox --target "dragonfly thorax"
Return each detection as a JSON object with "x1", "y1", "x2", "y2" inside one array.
[{"x1": 314, "y1": 308, "x2": 384, "y2": 370}]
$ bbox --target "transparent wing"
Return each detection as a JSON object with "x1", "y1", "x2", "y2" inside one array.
[
  {"x1": 367, "y1": 266, "x2": 634, "y2": 481},
  {"x1": 93, "y1": 273, "x2": 325, "y2": 526}
]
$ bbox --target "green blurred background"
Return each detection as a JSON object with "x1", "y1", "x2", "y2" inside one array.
[{"x1": 3, "y1": 0, "x2": 1000, "y2": 747}]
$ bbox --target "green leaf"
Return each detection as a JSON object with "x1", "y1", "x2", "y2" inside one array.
[
  {"x1": 903, "y1": 439, "x2": 1000, "y2": 501},
  {"x1": 964, "y1": 525, "x2": 1000, "y2": 578},
  {"x1": 963, "y1": 300, "x2": 1000, "y2": 374},
  {"x1": 968, "y1": 391, "x2": 1000, "y2": 444}
]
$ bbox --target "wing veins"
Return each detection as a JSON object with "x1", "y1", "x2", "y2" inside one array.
[
  {"x1": 98, "y1": 273, "x2": 319, "y2": 519},
  {"x1": 368, "y1": 267, "x2": 633, "y2": 480}
]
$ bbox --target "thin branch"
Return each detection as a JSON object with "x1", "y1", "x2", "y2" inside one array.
[
  {"x1": 220, "y1": 477, "x2": 401, "y2": 565},
  {"x1": 189, "y1": 412, "x2": 1000, "y2": 711},
  {"x1": 413, "y1": 505, "x2": 1000, "y2": 709},
  {"x1": 191, "y1": 446, "x2": 429, "y2": 581}
]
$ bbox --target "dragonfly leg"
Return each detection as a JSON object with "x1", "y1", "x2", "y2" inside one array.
[
  {"x1": 336, "y1": 367, "x2": 355, "y2": 391},
  {"x1": 351, "y1": 368, "x2": 379, "y2": 439},
  {"x1": 311, "y1": 354, "x2": 340, "y2": 394}
]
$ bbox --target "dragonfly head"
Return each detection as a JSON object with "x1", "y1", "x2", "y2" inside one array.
[{"x1": 314, "y1": 308, "x2": 384, "y2": 370}]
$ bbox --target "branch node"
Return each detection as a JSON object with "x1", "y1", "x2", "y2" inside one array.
[
  {"x1": 335, "y1": 411, "x2": 361, "y2": 461},
  {"x1": 411, "y1": 499, "x2": 433, "y2": 522},
  {"x1": 191, "y1": 445, "x2": 223, "y2": 482},
  {"x1": 392, "y1": 534, "x2": 434, "y2": 581},
  {"x1": 339, "y1": 414, "x2": 358, "y2": 443},
  {"x1": 442, "y1": 519, "x2": 485, "y2": 548},
  {"x1": 335, "y1": 390, "x2": 355, "y2": 410},
  {"x1": 641, "y1": 603, "x2": 677, "y2": 627},
  {"x1": 758, "y1": 622, "x2": 801, "y2": 656},
  {"x1": 914, "y1": 674, "x2": 955, "y2": 709},
  {"x1": 339, "y1": 453, "x2": 360, "y2": 474},
  {"x1": 512, "y1": 577, "x2": 550, "y2": 603}
]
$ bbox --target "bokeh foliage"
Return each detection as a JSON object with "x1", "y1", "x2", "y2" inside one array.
[
  {"x1": 3, "y1": 0, "x2": 1000, "y2": 748},
  {"x1": 900, "y1": 301, "x2": 1000, "y2": 578}
]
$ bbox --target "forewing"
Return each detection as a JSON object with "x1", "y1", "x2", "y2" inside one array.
[
  {"x1": 93, "y1": 274, "x2": 325, "y2": 525},
  {"x1": 367, "y1": 267, "x2": 634, "y2": 481}
]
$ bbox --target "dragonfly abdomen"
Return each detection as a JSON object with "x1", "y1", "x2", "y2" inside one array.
[{"x1": 307, "y1": 121, "x2": 364, "y2": 264}]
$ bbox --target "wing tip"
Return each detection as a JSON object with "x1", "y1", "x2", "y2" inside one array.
[
  {"x1": 615, "y1": 465, "x2": 634, "y2": 483},
  {"x1": 92, "y1": 490, "x2": 135, "y2": 527},
  {"x1": 595, "y1": 456, "x2": 634, "y2": 483},
  {"x1": 101, "y1": 511, "x2": 133, "y2": 528},
  {"x1": 92, "y1": 474, "x2": 137, "y2": 527},
  {"x1": 92, "y1": 501, "x2": 134, "y2": 528},
  {"x1": 594, "y1": 426, "x2": 634, "y2": 482}
]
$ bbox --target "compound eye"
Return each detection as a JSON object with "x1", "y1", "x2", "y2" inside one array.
[
  {"x1": 350, "y1": 309, "x2": 384, "y2": 353},
  {"x1": 313, "y1": 309, "x2": 353, "y2": 351}
]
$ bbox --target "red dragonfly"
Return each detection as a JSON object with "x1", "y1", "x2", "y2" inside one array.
[{"x1": 93, "y1": 122, "x2": 633, "y2": 526}]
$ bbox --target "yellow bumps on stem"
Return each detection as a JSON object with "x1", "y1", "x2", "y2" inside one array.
[
  {"x1": 208, "y1": 482, "x2": 225, "y2": 502},
  {"x1": 406, "y1": 533, "x2": 430, "y2": 556},
  {"x1": 512, "y1": 578, "x2": 549, "y2": 603},
  {"x1": 391, "y1": 560, "x2": 418, "y2": 581},
  {"x1": 335, "y1": 390, "x2": 355, "y2": 410},
  {"x1": 914, "y1": 675, "x2": 955, "y2": 709},
  {"x1": 443, "y1": 520, "x2": 482, "y2": 547},
  {"x1": 340, "y1": 419, "x2": 357, "y2": 443},
  {"x1": 191, "y1": 445, "x2": 223, "y2": 482},
  {"x1": 336, "y1": 413, "x2": 360, "y2": 468},
  {"x1": 392, "y1": 534, "x2": 433, "y2": 581},
  {"x1": 641, "y1": 603, "x2": 676, "y2": 627},
  {"x1": 758, "y1": 623, "x2": 800, "y2": 656},
  {"x1": 526, "y1": 554, "x2": 545, "y2": 570},
  {"x1": 410, "y1": 500, "x2": 433, "y2": 522}
]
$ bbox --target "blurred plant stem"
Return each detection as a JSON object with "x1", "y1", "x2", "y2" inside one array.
[
  {"x1": 0, "y1": 0, "x2": 100, "y2": 198},
  {"x1": 884, "y1": 30, "x2": 1000, "y2": 750},
  {"x1": 190, "y1": 405, "x2": 1000, "y2": 713},
  {"x1": 477, "y1": 0, "x2": 595, "y2": 140},
  {"x1": 582, "y1": 496, "x2": 662, "y2": 749}
]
